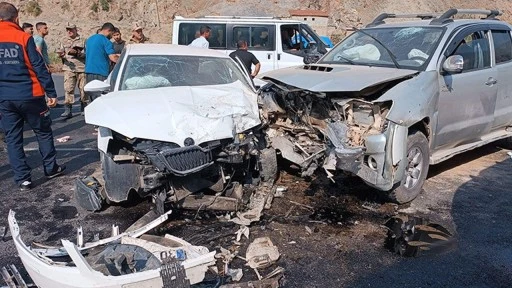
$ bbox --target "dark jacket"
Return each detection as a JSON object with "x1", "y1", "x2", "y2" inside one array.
[{"x1": 0, "y1": 21, "x2": 56, "y2": 100}]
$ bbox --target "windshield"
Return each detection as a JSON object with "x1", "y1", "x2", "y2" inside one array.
[
  {"x1": 119, "y1": 55, "x2": 253, "y2": 91},
  {"x1": 319, "y1": 27, "x2": 444, "y2": 70}
]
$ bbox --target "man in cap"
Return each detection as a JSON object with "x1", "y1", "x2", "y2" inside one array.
[
  {"x1": 21, "y1": 22, "x2": 33, "y2": 35},
  {"x1": 58, "y1": 23, "x2": 86, "y2": 118},
  {"x1": 129, "y1": 22, "x2": 149, "y2": 44},
  {"x1": 0, "y1": 2, "x2": 66, "y2": 190}
]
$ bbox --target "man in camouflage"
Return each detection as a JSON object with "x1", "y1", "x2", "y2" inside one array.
[
  {"x1": 129, "y1": 22, "x2": 149, "y2": 44},
  {"x1": 58, "y1": 23, "x2": 86, "y2": 118}
]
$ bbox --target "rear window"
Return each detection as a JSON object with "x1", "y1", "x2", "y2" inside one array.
[
  {"x1": 492, "y1": 30, "x2": 512, "y2": 64},
  {"x1": 177, "y1": 23, "x2": 227, "y2": 49},
  {"x1": 119, "y1": 55, "x2": 252, "y2": 90}
]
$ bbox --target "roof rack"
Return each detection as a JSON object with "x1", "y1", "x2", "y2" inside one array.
[
  {"x1": 203, "y1": 15, "x2": 281, "y2": 20},
  {"x1": 430, "y1": 9, "x2": 502, "y2": 25},
  {"x1": 366, "y1": 13, "x2": 440, "y2": 27}
]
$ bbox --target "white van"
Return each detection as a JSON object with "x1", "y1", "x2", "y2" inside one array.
[{"x1": 171, "y1": 16, "x2": 329, "y2": 74}]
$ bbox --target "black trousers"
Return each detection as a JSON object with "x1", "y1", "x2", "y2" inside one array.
[{"x1": 0, "y1": 98, "x2": 58, "y2": 184}]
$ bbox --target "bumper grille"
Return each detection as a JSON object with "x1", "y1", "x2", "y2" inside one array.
[{"x1": 156, "y1": 146, "x2": 213, "y2": 176}]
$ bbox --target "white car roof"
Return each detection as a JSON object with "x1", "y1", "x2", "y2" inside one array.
[{"x1": 124, "y1": 44, "x2": 229, "y2": 58}]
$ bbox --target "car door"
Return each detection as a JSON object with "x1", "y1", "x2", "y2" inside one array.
[
  {"x1": 435, "y1": 28, "x2": 498, "y2": 149},
  {"x1": 228, "y1": 24, "x2": 276, "y2": 73},
  {"x1": 490, "y1": 28, "x2": 512, "y2": 129},
  {"x1": 277, "y1": 23, "x2": 306, "y2": 69}
]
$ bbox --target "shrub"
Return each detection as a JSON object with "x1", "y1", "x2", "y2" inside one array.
[
  {"x1": 90, "y1": 2, "x2": 99, "y2": 13},
  {"x1": 100, "y1": 0, "x2": 111, "y2": 12},
  {"x1": 61, "y1": 1, "x2": 70, "y2": 11},
  {"x1": 26, "y1": 1, "x2": 42, "y2": 17}
]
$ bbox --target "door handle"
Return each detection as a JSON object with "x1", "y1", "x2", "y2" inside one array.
[
  {"x1": 277, "y1": 53, "x2": 281, "y2": 61},
  {"x1": 485, "y1": 77, "x2": 497, "y2": 86},
  {"x1": 267, "y1": 53, "x2": 272, "y2": 60}
]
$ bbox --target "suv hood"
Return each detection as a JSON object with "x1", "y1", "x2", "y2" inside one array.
[
  {"x1": 85, "y1": 81, "x2": 260, "y2": 145},
  {"x1": 262, "y1": 64, "x2": 418, "y2": 92}
]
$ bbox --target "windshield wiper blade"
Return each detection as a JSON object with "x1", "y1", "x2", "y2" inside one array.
[
  {"x1": 336, "y1": 55, "x2": 356, "y2": 65},
  {"x1": 352, "y1": 26, "x2": 401, "y2": 69}
]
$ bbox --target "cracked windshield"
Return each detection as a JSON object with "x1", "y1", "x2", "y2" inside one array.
[
  {"x1": 320, "y1": 27, "x2": 444, "y2": 69},
  {"x1": 120, "y1": 55, "x2": 251, "y2": 90}
]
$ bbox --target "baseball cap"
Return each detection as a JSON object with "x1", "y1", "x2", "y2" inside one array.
[
  {"x1": 66, "y1": 23, "x2": 77, "y2": 29},
  {"x1": 132, "y1": 22, "x2": 143, "y2": 31}
]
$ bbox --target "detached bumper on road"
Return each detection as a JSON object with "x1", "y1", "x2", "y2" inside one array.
[{"x1": 8, "y1": 210, "x2": 215, "y2": 287}]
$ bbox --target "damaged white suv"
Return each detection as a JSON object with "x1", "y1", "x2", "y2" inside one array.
[
  {"x1": 82, "y1": 44, "x2": 276, "y2": 212},
  {"x1": 261, "y1": 9, "x2": 512, "y2": 203}
]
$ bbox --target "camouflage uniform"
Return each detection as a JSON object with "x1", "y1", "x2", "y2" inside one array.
[
  {"x1": 60, "y1": 35, "x2": 86, "y2": 106},
  {"x1": 129, "y1": 35, "x2": 149, "y2": 44}
]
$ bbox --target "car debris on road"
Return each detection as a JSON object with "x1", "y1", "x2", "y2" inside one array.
[{"x1": 6, "y1": 209, "x2": 285, "y2": 287}]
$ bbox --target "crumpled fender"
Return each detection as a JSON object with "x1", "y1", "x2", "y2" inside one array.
[{"x1": 378, "y1": 71, "x2": 439, "y2": 127}]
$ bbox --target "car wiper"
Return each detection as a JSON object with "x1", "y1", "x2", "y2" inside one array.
[
  {"x1": 335, "y1": 55, "x2": 356, "y2": 65},
  {"x1": 351, "y1": 27, "x2": 401, "y2": 69}
]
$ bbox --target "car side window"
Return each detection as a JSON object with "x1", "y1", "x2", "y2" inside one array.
[
  {"x1": 110, "y1": 49, "x2": 126, "y2": 90},
  {"x1": 491, "y1": 30, "x2": 512, "y2": 64},
  {"x1": 451, "y1": 31, "x2": 491, "y2": 72}
]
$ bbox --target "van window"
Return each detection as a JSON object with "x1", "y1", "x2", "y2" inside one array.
[
  {"x1": 232, "y1": 26, "x2": 274, "y2": 51},
  {"x1": 178, "y1": 23, "x2": 227, "y2": 49}
]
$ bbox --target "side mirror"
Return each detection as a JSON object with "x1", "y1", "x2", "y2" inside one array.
[
  {"x1": 84, "y1": 80, "x2": 110, "y2": 92},
  {"x1": 442, "y1": 55, "x2": 464, "y2": 74}
]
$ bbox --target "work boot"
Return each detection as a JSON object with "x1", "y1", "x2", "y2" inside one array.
[
  {"x1": 61, "y1": 104, "x2": 72, "y2": 119},
  {"x1": 80, "y1": 101, "x2": 87, "y2": 116}
]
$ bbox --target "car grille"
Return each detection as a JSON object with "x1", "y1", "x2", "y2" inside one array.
[{"x1": 156, "y1": 146, "x2": 213, "y2": 176}]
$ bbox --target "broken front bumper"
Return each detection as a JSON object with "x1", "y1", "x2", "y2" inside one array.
[
  {"x1": 332, "y1": 122, "x2": 407, "y2": 191},
  {"x1": 8, "y1": 210, "x2": 215, "y2": 288}
]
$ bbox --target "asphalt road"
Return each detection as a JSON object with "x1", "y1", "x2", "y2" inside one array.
[{"x1": 0, "y1": 75, "x2": 511, "y2": 287}]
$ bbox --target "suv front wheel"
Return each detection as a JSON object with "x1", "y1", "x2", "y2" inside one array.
[{"x1": 388, "y1": 130, "x2": 429, "y2": 204}]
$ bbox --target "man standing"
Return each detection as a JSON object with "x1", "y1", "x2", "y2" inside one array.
[
  {"x1": 21, "y1": 22, "x2": 33, "y2": 35},
  {"x1": 129, "y1": 23, "x2": 149, "y2": 44},
  {"x1": 0, "y1": 2, "x2": 65, "y2": 190},
  {"x1": 85, "y1": 22, "x2": 119, "y2": 103},
  {"x1": 189, "y1": 25, "x2": 211, "y2": 48},
  {"x1": 58, "y1": 23, "x2": 86, "y2": 118},
  {"x1": 33, "y1": 22, "x2": 50, "y2": 65},
  {"x1": 112, "y1": 28, "x2": 125, "y2": 54},
  {"x1": 229, "y1": 39, "x2": 261, "y2": 79}
]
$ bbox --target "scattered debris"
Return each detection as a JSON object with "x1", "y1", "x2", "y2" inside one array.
[
  {"x1": 7, "y1": 209, "x2": 215, "y2": 287},
  {"x1": 1, "y1": 264, "x2": 29, "y2": 288},
  {"x1": 305, "y1": 226, "x2": 313, "y2": 235},
  {"x1": 508, "y1": 151, "x2": 512, "y2": 159},
  {"x1": 274, "y1": 186, "x2": 287, "y2": 198},
  {"x1": 385, "y1": 215, "x2": 455, "y2": 257},
  {"x1": 263, "y1": 266, "x2": 285, "y2": 280},
  {"x1": 226, "y1": 268, "x2": 244, "y2": 282},
  {"x1": 56, "y1": 136, "x2": 71, "y2": 143},
  {"x1": 232, "y1": 185, "x2": 275, "y2": 226},
  {"x1": 219, "y1": 276, "x2": 281, "y2": 288},
  {"x1": 246, "y1": 237, "x2": 280, "y2": 269},
  {"x1": 235, "y1": 226, "x2": 250, "y2": 242}
]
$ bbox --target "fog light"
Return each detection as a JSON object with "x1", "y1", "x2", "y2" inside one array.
[{"x1": 368, "y1": 156, "x2": 378, "y2": 170}]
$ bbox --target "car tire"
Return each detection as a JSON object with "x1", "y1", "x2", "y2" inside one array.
[
  {"x1": 387, "y1": 130, "x2": 429, "y2": 204},
  {"x1": 259, "y1": 148, "x2": 278, "y2": 183}
]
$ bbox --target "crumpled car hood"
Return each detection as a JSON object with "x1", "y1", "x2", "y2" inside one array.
[
  {"x1": 85, "y1": 81, "x2": 260, "y2": 145},
  {"x1": 262, "y1": 64, "x2": 417, "y2": 92}
]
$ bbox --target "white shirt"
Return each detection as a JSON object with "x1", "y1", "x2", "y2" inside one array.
[{"x1": 189, "y1": 36, "x2": 209, "y2": 48}]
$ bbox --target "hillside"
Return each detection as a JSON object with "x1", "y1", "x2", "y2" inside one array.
[{"x1": 10, "y1": 0, "x2": 512, "y2": 51}]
